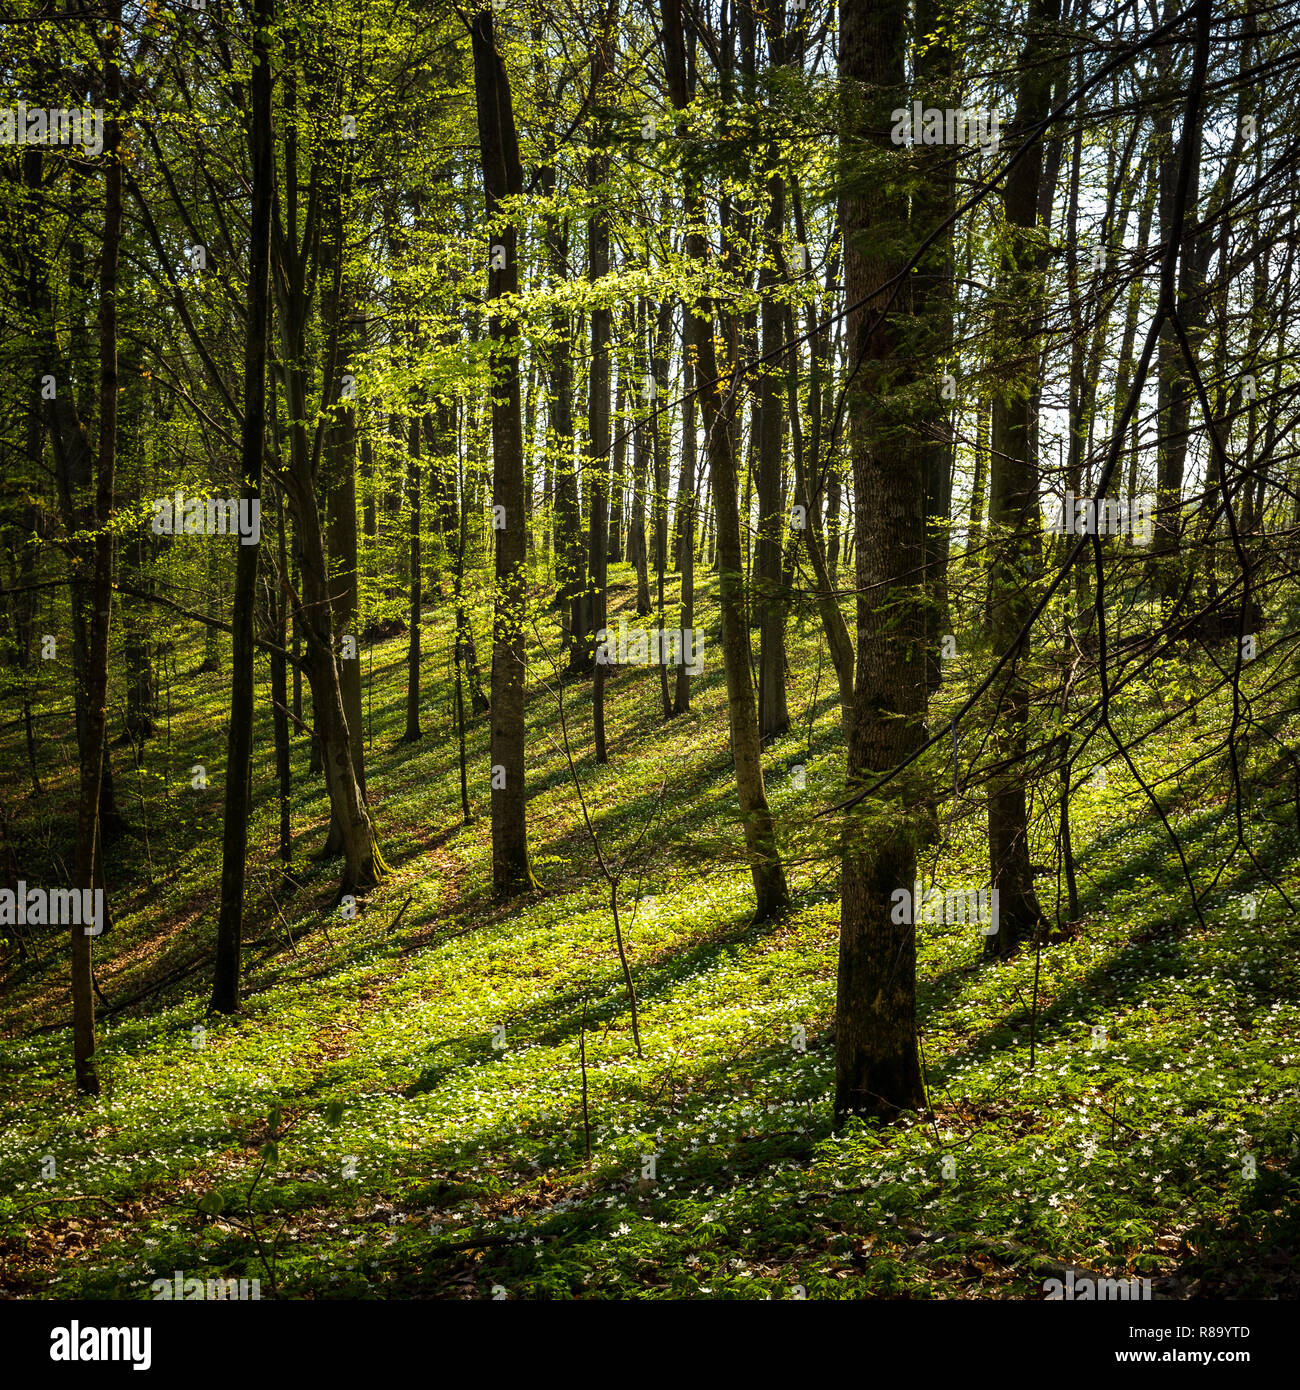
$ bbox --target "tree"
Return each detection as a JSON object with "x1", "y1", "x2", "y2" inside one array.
[
  {"x1": 981, "y1": 0, "x2": 1059, "y2": 959},
  {"x1": 211, "y1": 0, "x2": 275, "y2": 1015},
  {"x1": 833, "y1": 0, "x2": 930, "y2": 1124},
  {"x1": 472, "y1": 6, "x2": 536, "y2": 897},
  {"x1": 661, "y1": 0, "x2": 790, "y2": 923}
]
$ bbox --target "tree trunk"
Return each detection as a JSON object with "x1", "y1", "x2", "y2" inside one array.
[
  {"x1": 271, "y1": 488, "x2": 293, "y2": 864},
  {"x1": 320, "y1": 190, "x2": 366, "y2": 855},
  {"x1": 834, "y1": 0, "x2": 930, "y2": 1125},
  {"x1": 607, "y1": 323, "x2": 629, "y2": 566},
  {"x1": 628, "y1": 301, "x2": 652, "y2": 617},
  {"x1": 983, "y1": 0, "x2": 1059, "y2": 958},
  {"x1": 585, "y1": 24, "x2": 614, "y2": 749},
  {"x1": 674, "y1": 345, "x2": 696, "y2": 714},
  {"x1": 540, "y1": 166, "x2": 584, "y2": 667},
  {"x1": 916, "y1": 0, "x2": 957, "y2": 695},
  {"x1": 69, "y1": 17, "x2": 125, "y2": 1090},
  {"x1": 755, "y1": 159, "x2": 789, "y2": 742},
  {"x1": 199, "y1": 548, "x2": 221, "y2": 672},
  {"x1": 403, "y1": 410, "x2": 423, "y2": 741},
  {"x1": 472, "y1": 9, "x2": 535, "y2": 896},
  {"x1": 272, "y1": 64, "x2": 386, "y2": 900},
  {"x1": 122, "y1": 531, "x2": 154, "y2": 752},
  {"x1": 651, "y1": 298, "x2": 673, "y2": 718},
  {"x1": 661, "y1": 0, "x2": 790, "y2": 922},
  {"x1": 212, "y1": 0, "x2": 272, "y2": 1013}
]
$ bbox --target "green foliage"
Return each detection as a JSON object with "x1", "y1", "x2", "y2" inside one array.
[{"x1": 0, "y1": 575, "x2": 1296, "y2": 1299}]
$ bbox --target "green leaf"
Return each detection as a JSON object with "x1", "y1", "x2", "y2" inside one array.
[
  {"x1": 324, "y1": 1101, "x2": 345, "y2": 1127},
  {"x1": 261, "y1": 1141, "x2": 279, "y2": 1165},
  {"x1": 197, "y1": 1191, "x2": 224, "y2": 1216}
]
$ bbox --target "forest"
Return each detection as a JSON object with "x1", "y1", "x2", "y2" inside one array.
[{"x1": 0, "y1": 0, "x2": 1298, "y2": 1328}]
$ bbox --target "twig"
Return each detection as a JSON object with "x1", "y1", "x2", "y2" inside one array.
[{"x1": 580, "y1": 997, "x2": 592, "y2": 1165}]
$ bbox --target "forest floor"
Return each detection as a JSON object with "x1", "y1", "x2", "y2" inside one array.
[{"x1": 2, "y1": 565, "x2": 1299, "y2": 1299}]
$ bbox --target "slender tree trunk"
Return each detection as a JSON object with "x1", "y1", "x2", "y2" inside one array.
[
  {"x1": 403, "y1": 411, "x2": 423, "y2": 741},
  {"x1": 71, "y1": 13, "x2": 125, "y2": 1087},
  {"x1": 122, "y1": 531, "x2": 154, "y2": 752},
  {"x1": 272, "y1": 79, "x2": 386, "y2": 900},
  {"x1": 271, "y1": 488, "x2": 292, "y2": 864},
  {"x1": 585, "y1": 25, "x2": 614, "y2": 746},
  {"x1": 674, "y1": 345, "x2": 696, "y2": 714},
  {"x1": 755, "y1": 158, "x2": 789, "y2": 742},
  {"x1": 321, "y1": 187, "x2": 366, "y2": 854},
  {"x1": 629, "y1": 301, "x2": 652, "y2": 617},
  {"x1": 454, "y1": 439, "x2": 475, "y2": 824},
  {"x1": 1152, "y1": 16, "x2": 1192, "y2": 606},
  {"x1": 983, "y1": 0, "x2": 1059, "y2": 959},
  {"x1": 787, "y1": 302, "x2": 854, "y2": 738},
  {"x1": 661, "y1": 0, "x2": 789, "y2": 922},
  {"x1": 430, "y1": 397, "x2": 460, "y2": 595},
  {"x1": 212, "y1": 0, "x2": 272, "y2": 1013},
  {"x1": 607, "y1": 325, "x2": 628, "y2": 565},
  {"x1": 541, "y1": 167, "x2": 583, "y2": 666},
  {"x1": 291, "y1": 545, "x2": 304, "y2": 730},
  {"x1": 968, "y1": 404, "x2": 989, "y2": 551},
  {"x1": 916, "y1": 0, "x2": 957, "y2": 695},
  {"x1": 199, "y1": 548, "x2": 221, "y2": 672},
  {"x1": 652, "y1": 298, "x2": 673, "y2": 718}
]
